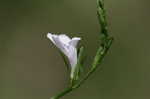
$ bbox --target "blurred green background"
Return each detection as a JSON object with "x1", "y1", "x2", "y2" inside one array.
[{"x1": 0, "y1": 0, "x2": 150, "y2": 99}]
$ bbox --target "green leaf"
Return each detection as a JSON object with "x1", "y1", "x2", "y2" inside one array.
[{"x1": 77, "y1": 46, "x2": 84, "y2": 66}]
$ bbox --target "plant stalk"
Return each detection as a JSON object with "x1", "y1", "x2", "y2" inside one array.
[
  {"x1": 50, "y1": 0, "x2": 114, "y2": 98},
  {"x1": 51, "y1": 38, "x2": 113, "y2": 99}
]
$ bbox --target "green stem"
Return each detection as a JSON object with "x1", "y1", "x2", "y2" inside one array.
[
  {"x1": 51, "y1": 87, "x2": 72, "y2": 99},
  {"x1": 51, "y1": 0, "x2": 113, "y2": 98},
  {"x1": 51, "y1": 38, "x2": 113, "y2": 99}
]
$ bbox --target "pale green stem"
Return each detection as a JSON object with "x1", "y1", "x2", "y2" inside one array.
[
  {"x1": 51, "y1": 37, "x2": 113, "y2": 99},
  {"x1": 51, "y1": 0, "x2": 114, "y2": 98}
]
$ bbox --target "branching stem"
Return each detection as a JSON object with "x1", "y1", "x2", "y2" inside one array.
[
  {"x1": 51, "y1": 0, "x2": 113, "y2": 98},
  {"x1": 51, "y1": 37, "x2": 113, "y2": 99}
]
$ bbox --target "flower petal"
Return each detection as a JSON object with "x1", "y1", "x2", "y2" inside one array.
[
  {"x1": 51, "y1": 36, "x2": 68, "y2": 56},
  {"x1": 47, "y1": 33, "x2": 57, "y2": 44},
  {"x1": 69, "y1": 37, "x2": 81, "y2": 47},
  {"x1": 58, "y1": 34, "x2": 71, "y2": 45},
  {"x1": 67, "y1": 46, "x2": 77, "y2": 67},
  {"x1": 47, "y1": 33, "x2": 81, "y2": 79}
]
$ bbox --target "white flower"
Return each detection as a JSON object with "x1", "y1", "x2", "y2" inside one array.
[{"x1": 47, "y1": 33, "x2": 81, "y2": 79}]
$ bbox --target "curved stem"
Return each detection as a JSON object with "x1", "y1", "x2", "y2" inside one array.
[
  {"x1": 51, "y1": 38, "x2": 113, "y2": 99},
  {"x1": 51, "y1": 0, "x2": 113, "y2": 98}
]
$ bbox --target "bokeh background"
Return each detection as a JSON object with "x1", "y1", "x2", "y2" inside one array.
[{"x1": 0, "y1": 0, "x2": 150, "y2": 99}]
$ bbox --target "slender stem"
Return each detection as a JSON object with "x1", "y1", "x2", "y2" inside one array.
[
  {"x1": 51, "y1": 38, "x2": 113, "y2": 99},
  {"x1": 73, "y1": 38, "x2": 113, "y2": 90},
  {"x1": 51, "y1": 87, "x2": 72, "y2": 99},
  {"x1": 51, "y1": 0, "x2": 114, "y2": 98}
]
